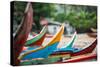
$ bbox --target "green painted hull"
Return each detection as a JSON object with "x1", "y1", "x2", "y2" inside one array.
[
  {"x1": 25, "y1": 26, "x2": 47, "y2": 46},
  {"x1": 20, "y1": 54, "x2": 70, "y2": 65}
]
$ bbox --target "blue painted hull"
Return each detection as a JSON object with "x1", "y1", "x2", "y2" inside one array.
[
  {"x1": 55, "y1": 47, "x2": 82, "y2": 53},
  {"x1": 54, "y1": 33, "x2": 82, "y2": 53},
  {"x1": 21, "y1": 42, "x2": 59, "y2": 60}
]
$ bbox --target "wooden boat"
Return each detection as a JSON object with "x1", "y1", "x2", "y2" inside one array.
[
  {"x1": 25, "y1": 25, "x2": 47, "y2": 46},
  {"x1": 55, "y1": 53, "x2": 97, "y2": 63},
  {"x1": 59, "y1": 32, "x2": 77, "y2": 49},
  {"x1": 18, "y1": 24, "x2": 64, "y2": 60},
  {"x1": 32, "y1": 32, "x2": 56, "y2": 38},
  {"x1": 20, "y1": 53, "x2": 96, "y2": 65},
  {"x1": 50, "y1": 31, "x2": 77, "y2": 55},
  {"x1": 44, "y1": 32, "x2": 77, "y2": 64},
  {"x1": 91, "y1": 28, "x2": 97, "y2": 33},
  {"x1": 87, "y1": 28, "x2": 97, "y2": 38},
  {"x1": 53, "y1": 38, "x2": 97, "y2": 56},
  {"x1": 12, "y1": 3, "x2": 33, "y2": 66},
  {"x1": 87, "y1": 33, "x2": 97, "y2": 38},
  {"x1": 72, "y1": 39, "x2": 97, "y2": 56},
  {"x1": 19, "y1": 31, "x2": 76, "y2": 65},
  {"x1": 66, "y1": 53, "x2": 97, "y2": 63},
  {"x1": 19, "y1": 37, "x2": 97, "y2": 65},
  {"x1": 49, "y1": 38, "x2": 97, "y2": 63},
  {"x1": 20, "y1": 53, "x2": 70, "y2": 65},
  {"x1": 53, "y1": 39, "x2": 97, "y2": 63}
]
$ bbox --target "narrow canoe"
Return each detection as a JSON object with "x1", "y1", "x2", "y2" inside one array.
[
  {"x1": 72, "y1": 39, "x2": 97, "y2": 56},
  {"x1": 19, "y1": 36, "x2": 97, "y2": 64},
  {"x1": 18, "y1": 24, "x2": 64, "y2": 60},
  {"x1": 55, "y1": 53, "x2": 97, "y2": 63},
  {"x1": 52, "y1": 38, "x2": 97, "y2": 57},
  {"x1": 25, "y1": 25, "x2": 47, "y2": 46},
  {"x1": 50, "y1": 32, "x2": 77, "y2": 55},
  {"x1": 49, "y1": 38, "x2": 97, "y2": 63}
]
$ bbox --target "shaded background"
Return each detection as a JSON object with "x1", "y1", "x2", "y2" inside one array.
[{"x1": 13, "y1": 1, "x2": 97, "y2": 34}]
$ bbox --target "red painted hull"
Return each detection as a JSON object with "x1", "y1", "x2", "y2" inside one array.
[
  {"x1": 66, "y1": 54, "x2": 97, "y2": 63},
  {"x1": 12, "y1": 3, "x2": 33, "y2": 66},
  {"x1": 55, "y1": 53, "x2": 97, "y2": 63},
  {"x1": 50, "y1": 39, "x2": 97, "y2": 57},
  {"x1": 72, "y1": 39, "x2": 97, "y2": 56},
  {"x1": 29, "y1": 34, "x2": 46, "y2": 46}
]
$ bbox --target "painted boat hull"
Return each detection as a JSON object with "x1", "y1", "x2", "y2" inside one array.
[
  {"x1": 19, "y1": 38, "x2": 97, "y2": 65},
  {"x1": 12, "y1": 3, "x2": 33, "y2": 66},
  {"x1": 72, "y1": 39, "x2": 97, "y2": 56},
  {"x1": 52, "y1": 38, "x2": 97, "y2": 56},
  {"x1": 20, "y1": 54, "x2": 70, "y2": 65},
  {"x1": 18, "y1": 24, "x2": 64, "y2": 60},
  {"x1": 25, "y1": 26, "x2": 47, "y2": 46},
  {"x1": 55, "y1": 53, "x2": 97, "y2": 63}
]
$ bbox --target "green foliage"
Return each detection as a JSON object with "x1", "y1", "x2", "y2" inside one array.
[
  {"x1": 13, "y1": 1, "x2": 56, "y2": 31},
  {"x1": 32, "y1": 2, "x2": 56, "y2": 31},
  {"x1": 32, "y1": 3, "x2": 56, "y2": 18},
  {"x1": 54, "y1": 13, "x2": 67, "y2": 23},
  {"x1": 54, "y1": 5, "x2": 97, "y2": 32},
  {"x1": 13, "y1": 2, "x2": 27, "y2": 24},
  {"x1": 13, "y1": 1, "x2": 97, "y2": 33}
]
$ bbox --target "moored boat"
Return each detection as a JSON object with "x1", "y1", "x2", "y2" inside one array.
[
  {"x1": 25, "y1": 25, "x2": 47, "y2": 46},
  {"x1": 18, "y1": 24, "x2": 64, "y2": 60}
]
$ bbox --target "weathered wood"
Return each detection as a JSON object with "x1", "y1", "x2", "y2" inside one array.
[{"x1": 12, "y1": 3, "x2": 33, "y2": 66}]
